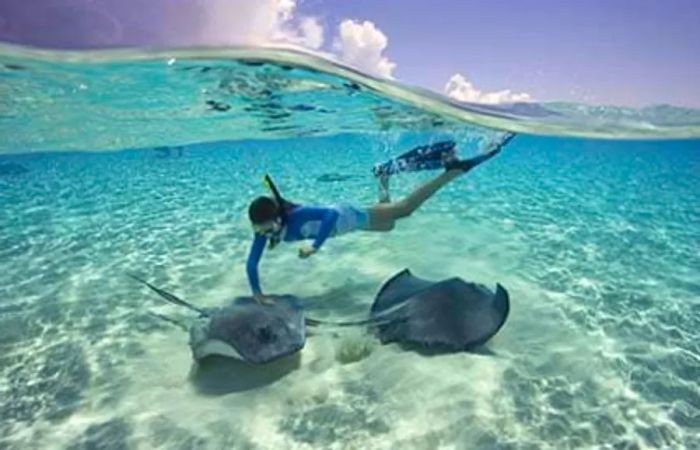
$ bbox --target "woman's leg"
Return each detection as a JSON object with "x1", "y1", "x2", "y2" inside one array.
[
  {"x1": 377, "y1": 174, "x2": 391, "y2": 203},
  {"x1": 365, "y1": 138, "x2": 509, "y2": 231},
  {"x1": 366, "y1": 169, "x2": 462, "y2": 231},
  {"x1": 373, "y1": 141, "x2": 457, "y2": 203}
]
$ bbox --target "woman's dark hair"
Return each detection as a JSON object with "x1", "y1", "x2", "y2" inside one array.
[{"x1": 248, "y1": 196, "x2": 280, "y2": 224}]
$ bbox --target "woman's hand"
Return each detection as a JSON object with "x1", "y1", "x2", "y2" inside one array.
[{"x1": 298, "y1": 245, "x2": 317, "y2": 259}]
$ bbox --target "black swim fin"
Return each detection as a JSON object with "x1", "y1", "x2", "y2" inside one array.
[
  {"x1": 444, "y1": 132, "x2": 515, "y2": 172},
  {"x1": 373, "y1": 140, "x2": 457, "y2": 177}
]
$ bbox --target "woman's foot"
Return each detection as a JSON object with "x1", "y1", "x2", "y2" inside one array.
[
  {"x1": 444, "y1": 132, "x2": 514, "y2": 172},
  {"x1": 484, "y1": 131, "x2": 515, "y2": 153}
]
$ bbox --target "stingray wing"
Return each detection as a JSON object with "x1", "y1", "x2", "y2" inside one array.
[
  {"x1": 371, "y1": 269, "x2": 435, "y2": 315},
  {"x1": 373, "y1": 271, "x2": 511, "y2": 351}
]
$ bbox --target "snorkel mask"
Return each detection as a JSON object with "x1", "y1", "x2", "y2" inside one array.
[
  {"x1": 265, "y1": 218, "x2": 283, "y2": 249},
  {"x1": 259, "y1": 173, "x2": 297, "y2": 250}
]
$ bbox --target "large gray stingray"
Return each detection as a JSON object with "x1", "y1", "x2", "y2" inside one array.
[
  {"x1": 369, "y1": 269, "x2": 510, "y2": 350},
  {"x1": 312, "y1": 269, "x2": 510, "y2": 352},
  {"x1": 131, "y1": 276, "x2": 306, "y2": 364}
]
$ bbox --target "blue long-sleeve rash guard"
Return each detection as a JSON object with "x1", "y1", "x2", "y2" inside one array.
[{"x1": 246, "y1": 205, "x2": 339, "y2": 294}]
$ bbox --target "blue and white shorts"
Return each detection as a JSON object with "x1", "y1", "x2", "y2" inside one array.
[{"x1": 333, "y1": 204, "x2": 370, "y2": 235}]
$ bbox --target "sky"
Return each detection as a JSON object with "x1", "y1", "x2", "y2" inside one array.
[{"x1": 1, "y1": 0, "x2": 699, "y2": 107}]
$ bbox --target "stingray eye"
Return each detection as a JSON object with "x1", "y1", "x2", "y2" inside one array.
[{"x1": 257, "y1": 326, "x2": 275, "y2": 343}]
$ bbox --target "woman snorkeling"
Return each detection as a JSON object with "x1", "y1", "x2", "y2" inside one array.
[{"x1": 246, "y1": 133, "x2": 515, "y2": 304}]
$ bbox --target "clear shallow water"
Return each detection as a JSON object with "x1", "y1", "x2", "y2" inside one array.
[
  {"x1": 1, "y1": 46, "x2": 699, "y2": 450},
  {"x1": 2, "y1": 135, "x2": 699, "y2": 449}
]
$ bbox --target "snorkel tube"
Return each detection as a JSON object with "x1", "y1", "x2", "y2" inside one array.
[
  {"x1": 263, "y1": 174, "x2": 286, "y2": 219},
  {"x1": 262, "y1": 174, "x2": 296, "y2": 249}
]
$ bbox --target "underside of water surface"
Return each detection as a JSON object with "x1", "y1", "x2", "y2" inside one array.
[
  {"x1": 2, "y1": 43, "x2": 700, "y2": 156},
  {"x1": 0, "y1": 44, "x2": 699, "y2": 450}
]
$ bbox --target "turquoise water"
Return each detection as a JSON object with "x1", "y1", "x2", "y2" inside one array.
[{"x1": 1, "y1": 46, "x2": 700, "y2": 449}]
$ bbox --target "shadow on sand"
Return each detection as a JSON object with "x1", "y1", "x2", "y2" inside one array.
[{"x1": 188, "y1": 352, "x2": 302, "y2": 395}]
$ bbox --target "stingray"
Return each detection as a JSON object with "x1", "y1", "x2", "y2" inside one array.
[
  {"x1": 313, "y1": 269, "x2": 510, "y2": 352},
  {"x1": 316, "y1": 172, "x2": 358, "y2": 182},
  {"x1": 130, "y1": 275, "x2": 306, "y2": 364},
  {"x1": 131, "y1": 268, "x2": 509, "y2": 364}
]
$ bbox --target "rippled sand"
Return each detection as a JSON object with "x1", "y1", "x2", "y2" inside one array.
[{"x1": 1, "y1": 134, "x2": 698, "y2": 449}]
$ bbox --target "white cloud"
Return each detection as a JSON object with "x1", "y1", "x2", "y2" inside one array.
[
  {"x1": 333, "y1": 20, "x2": 396, "y2": 78},
  {"x1": 167, "y1": 3, "x2": 397, "y2": 77},
  {"x1": 5, "y1": 1, "x2": 398, "y2": 79},
  {"x1": 444, "y1": 73, "x2": 531, "y2": 104},
  {"x1": 189, "y1": 0, "x2": 323, "y2": 49},
  {"x1": 298, "y1": 17, "x2": 324, "y2": 49},
  {"x1": 276, "y1": 16, "x2": 324, "y2": 50}
]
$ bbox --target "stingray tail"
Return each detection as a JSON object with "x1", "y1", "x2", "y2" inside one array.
[
  {"x1": 305, "y1": 301, "x2": 409, "y2": 328},
  {"x1": 305, "y1": 317, "x2": 376, "y2": 328},
  {"x1": 147, "y1": 311, "x2": 188, "y2": 331},
  {"x1": 128, "y1": 273, "x2": 209, "y2": 316}
]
